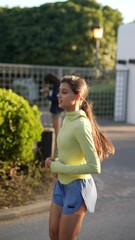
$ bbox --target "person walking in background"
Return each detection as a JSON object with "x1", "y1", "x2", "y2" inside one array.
[
  {"x1": 45, "y1": 75, "x2": 115, "y2": 240},
  {"x1": 42, "y1": 73, "x2": 64, "y2": 155}
]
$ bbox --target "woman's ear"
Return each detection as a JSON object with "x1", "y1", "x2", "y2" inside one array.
[{"x1": 75, "y1": 93, "x2": 81, "y2": 101}]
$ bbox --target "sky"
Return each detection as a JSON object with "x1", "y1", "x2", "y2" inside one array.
[{"x1": 0, "y1": 0, "x2": 135, "y2": 24}]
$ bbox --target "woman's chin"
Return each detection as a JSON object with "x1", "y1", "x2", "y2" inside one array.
[{"x1": 58, "y1": 103, "x2": 63, "y2": 108}]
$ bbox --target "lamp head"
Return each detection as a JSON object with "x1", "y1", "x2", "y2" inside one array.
[{"x1": 93, "y1": 25, "x2": 103, "y2": 39}]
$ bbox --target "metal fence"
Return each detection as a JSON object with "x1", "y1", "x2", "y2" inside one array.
[
  {"x1": 0, "y1": 63, "x2": 128, "y2": 120},
  {"x1": 114, "y1": 70, "x2": 129, "y2": 122}
]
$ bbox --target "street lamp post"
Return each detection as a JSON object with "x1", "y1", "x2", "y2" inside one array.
[{"x1": 93, "y1": 25, "x2": 103, "y2": 69}]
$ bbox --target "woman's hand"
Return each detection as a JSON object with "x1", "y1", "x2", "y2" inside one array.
[
  {"x1": 41, "y1": 86, "x2": 50, "y2": 97},
  {"x1": 45, "y1": 157, "x2": 55, "y2": 169}
]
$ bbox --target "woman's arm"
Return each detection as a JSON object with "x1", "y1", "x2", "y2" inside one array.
[{"x1": 51, "y1": 123, "x2": 101, "y2": 174}]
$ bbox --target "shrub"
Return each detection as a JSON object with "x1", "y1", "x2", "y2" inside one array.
[
  {"x1": 0, "y1": 88, "x2": 44, "y2": 164},
  {"x1": 0, "y1": 161, "x2": 54, "y2": 208}
]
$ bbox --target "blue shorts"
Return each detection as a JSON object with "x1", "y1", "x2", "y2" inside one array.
[{"x1": 52, "y1": 177, "x2": 97, "y2": 215}]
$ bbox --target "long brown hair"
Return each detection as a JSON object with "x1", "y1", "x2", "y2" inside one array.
[{"x1": 61, "y1": 75, "x2": 115, "y2": 161}]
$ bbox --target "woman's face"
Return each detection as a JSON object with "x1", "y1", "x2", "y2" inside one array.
[{"x1": 57, "y1": 82, "x2": 79, "y2": 111}]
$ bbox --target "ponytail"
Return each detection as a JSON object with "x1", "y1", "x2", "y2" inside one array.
[{"x1": 81, "y1": 99, "x2": 115, "y2": 161}]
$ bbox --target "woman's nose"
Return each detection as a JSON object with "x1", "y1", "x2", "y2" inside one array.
[{"x1": 57, "y1": 91, "x2": 61, "y2": 97}]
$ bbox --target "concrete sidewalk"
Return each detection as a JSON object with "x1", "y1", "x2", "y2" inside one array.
[
  {"x1": 0, "y1": 111, "x2": 135, "y2": 222},
  {"x1": 0, "y1": 200, "x2": 51, "y2": 221}
]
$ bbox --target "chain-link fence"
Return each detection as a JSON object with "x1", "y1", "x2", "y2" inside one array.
[{"x1": 0, "y1": 63, "x2": 128, "y2": 120}]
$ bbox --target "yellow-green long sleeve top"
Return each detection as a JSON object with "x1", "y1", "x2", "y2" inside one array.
[{"x1": 51, "y1": 110, "x2": 101, "y2": 184}]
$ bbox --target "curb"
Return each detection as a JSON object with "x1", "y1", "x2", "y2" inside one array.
[{"x1": 0, "y1": 200, "x2": 51, "y2": 221}]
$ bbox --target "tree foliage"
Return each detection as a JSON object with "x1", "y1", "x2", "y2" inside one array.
[{"x1": 0, "y1": 0, "x2": 123, "y2": 68}]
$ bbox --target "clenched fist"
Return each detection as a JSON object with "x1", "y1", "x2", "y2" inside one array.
[{"x1": 45, "y1": 157, "x2": 55, "y2": 169}]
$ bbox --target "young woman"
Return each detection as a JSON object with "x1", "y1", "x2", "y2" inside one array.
[
  {"x1": 42, "y1": 73, "x2": 64, "y2": 155},
  {"x1": 45, "y1": 75, "x2": 115, "y2": 240}
]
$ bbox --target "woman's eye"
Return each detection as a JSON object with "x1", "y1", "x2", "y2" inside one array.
[{"x1": 61, "y1": 91, "x2": 67, "y2": 94}]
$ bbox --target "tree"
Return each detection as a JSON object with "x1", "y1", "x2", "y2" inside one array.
[{"x1": 0, "y1": 0, "x2": 123, "y2": 68}]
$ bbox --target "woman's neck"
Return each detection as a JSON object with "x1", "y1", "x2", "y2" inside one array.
[{"x1": 65, "y1": 105, "x2": 80, "y2": 112}]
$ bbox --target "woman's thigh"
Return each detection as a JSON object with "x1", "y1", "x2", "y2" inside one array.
[
  {"x1": 58, "y1": 204, "x2": 86, "y2": 240},
  {"x1": 51, "y1": 115, "x2": 62, "y2": 135},
  {"x1": 49, "y1": 201, "x2": 62, "y2": 237}
]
